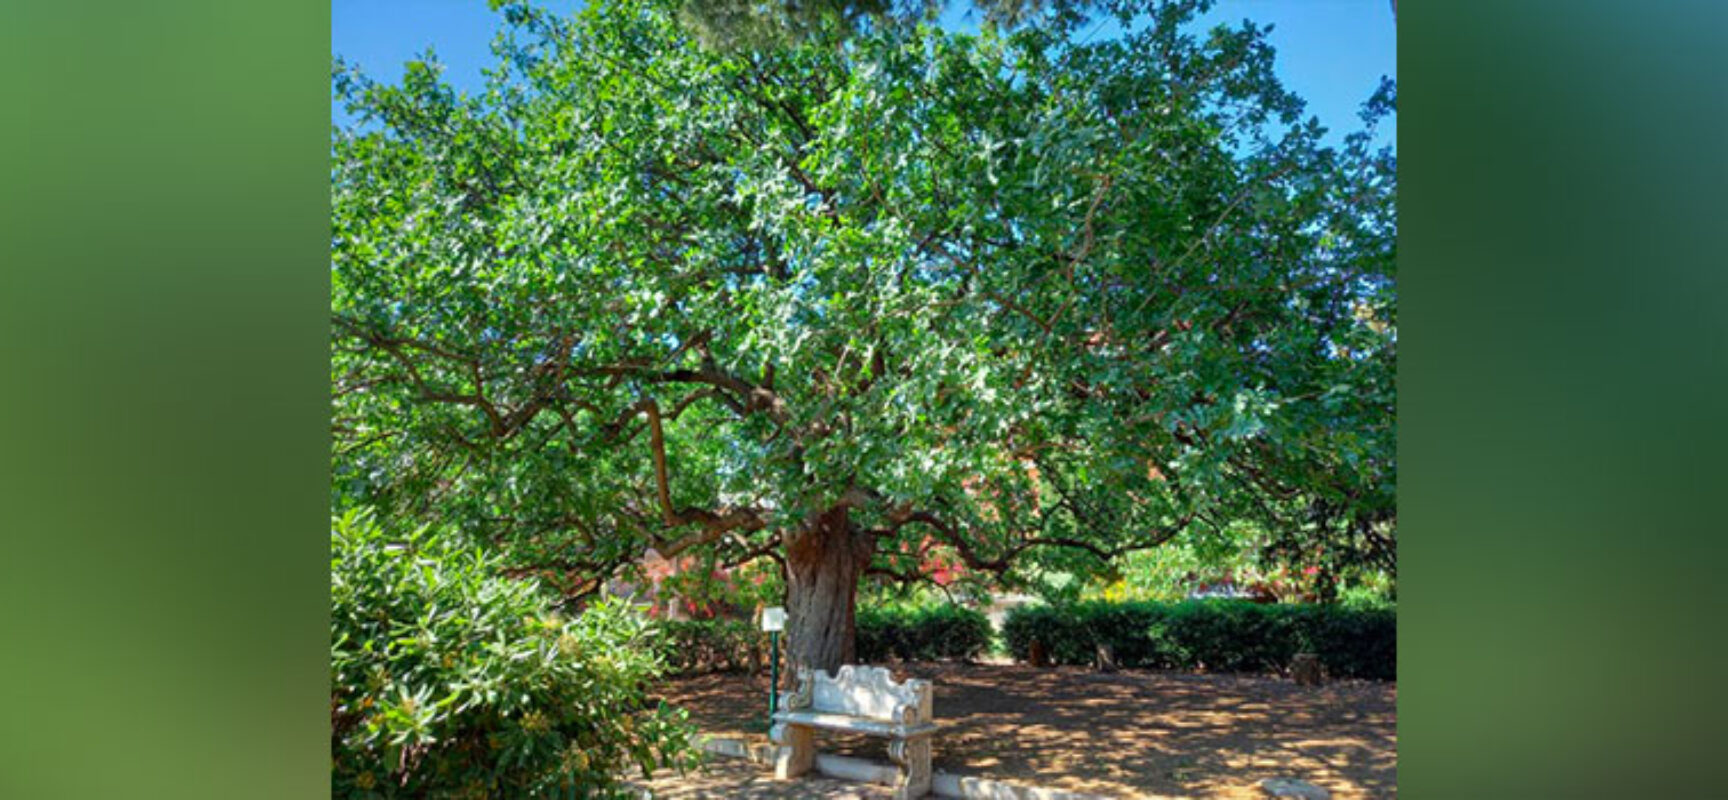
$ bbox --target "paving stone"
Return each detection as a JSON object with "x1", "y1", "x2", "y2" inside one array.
[{"x1": 1259, "y1": 777, "x2": 1331, "y2": 799}]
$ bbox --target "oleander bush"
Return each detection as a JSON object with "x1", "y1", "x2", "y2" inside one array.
[
  {"x1": 331, "y1": 510, "x2": 698, "y2": 798},
  {"x1": 1003, "y1": 599, "x2": 1395, "y2": 680}
]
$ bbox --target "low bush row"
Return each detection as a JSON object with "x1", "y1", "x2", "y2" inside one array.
[
  {"x1": 1002, "y1": 600, "x2": 1395, "y2": 680},
  {"x1": 856, "y1": 603, "x2": 993, "y2": 663},
  {"x1": 657, "y1": 603, "x2": 993, "y2": 675},
  {"x1": 655, "y1": 600, "x2": 1393, "y2": 680}
]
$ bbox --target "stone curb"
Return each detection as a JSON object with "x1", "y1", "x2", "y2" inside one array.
[{"x1": 694, "y1": 735, "x2": 1122, "y2": 800}]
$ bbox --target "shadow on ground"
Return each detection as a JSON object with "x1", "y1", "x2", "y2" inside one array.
[
  {"x1": 651, "y1": 662, "x2": 1396, "y2": 799},
  {"x1": 628, "y1": 755, "x2": 894, "y2": 799}
]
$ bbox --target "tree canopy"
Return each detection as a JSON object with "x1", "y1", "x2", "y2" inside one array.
[{"x1": 331, "y1": 0, "x2": 1395, "y2": 669}]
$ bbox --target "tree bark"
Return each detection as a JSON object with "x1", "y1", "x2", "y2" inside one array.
[{"x1": 783, "y1": 505, "x2": 873, "y2": 675}]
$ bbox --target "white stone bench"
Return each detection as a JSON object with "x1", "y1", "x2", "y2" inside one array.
[{"x1": 771, "y1": 664, "x2": 937, "y2": 799}]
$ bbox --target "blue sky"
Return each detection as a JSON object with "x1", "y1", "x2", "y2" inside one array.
[{"x1": 333, "y1": 0, "x2": 1394, "y2": 149}]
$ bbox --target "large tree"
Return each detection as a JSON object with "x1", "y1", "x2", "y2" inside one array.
[{"x1": 331, "y1": 0, "x2": 1395, "y2": 672}]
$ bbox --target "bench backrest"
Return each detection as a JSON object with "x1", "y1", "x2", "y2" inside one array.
[{"x1": 787, "y1": 664, "x2": 933, "y2": 725}]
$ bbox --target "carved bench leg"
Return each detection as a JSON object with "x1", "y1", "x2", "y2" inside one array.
[
  {"x1": 887, "y1": 737, "x2": 932, "y2": 800},
  {"x1": 770, "y1": 722, "x2": 814, "y2": 780}
]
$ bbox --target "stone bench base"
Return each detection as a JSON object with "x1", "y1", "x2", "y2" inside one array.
[
  {"x1": 697, "y1": 736, "x2": 1120, "y2": 800},
  {"x1": 771, "y1": 665, "x2": 937, "y2": 800},
  {"x1": 771, "y1": 721, "x2": 932, "y2": 800}
]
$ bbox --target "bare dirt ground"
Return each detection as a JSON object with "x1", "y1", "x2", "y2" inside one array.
[
  {"x1": 628, "y1": 755, "x2": 895, "y2": 799},
  {"x1": 651, "y1": 662, "x2": 1395, "y2": 799}
]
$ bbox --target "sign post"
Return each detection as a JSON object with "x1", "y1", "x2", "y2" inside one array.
[{"x1": 760, "y1": 606, "x2": 786, "y2": 720}]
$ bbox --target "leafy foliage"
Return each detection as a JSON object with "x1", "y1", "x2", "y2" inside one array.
[
  {"x1": 653, "y1": 552, "x2": 784, "y2": 619},
  {"x1": 331, "y1": 0, "x2": 1395, "y2": 657},
  {"x1": 1002, "y1": 599, "x2": 1394, "y2": 679},
  {"x1": 656, "y1": 617, "x2": 769, "y2": 675},
  {"x1": 1088, "y1": 522, "x2": 1396, "y2": 603},
  {"x1": 1002, "y1": 601, "x2": 1092, "y2": 664},
  {"x1": 673, "y1": 0, "x2": 1150, "y2": 49},
  {"x1": 330, "y1": 510, "x2": 697, "y2": 797},
  {"x1": 655, "y1": 600, "x2": 992, "y2": 674},
  {"x1": 856, "y1": 602, "x2": 994, "y2": 662}
]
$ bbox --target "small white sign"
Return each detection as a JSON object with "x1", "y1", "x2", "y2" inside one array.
[{"x1": 761, "y1": 606, "x2": 786, "y2": 632}]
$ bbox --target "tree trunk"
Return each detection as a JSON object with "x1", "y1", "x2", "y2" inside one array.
[{"x1": 783, "y1": 506, "x2": 873, "y2": 676}]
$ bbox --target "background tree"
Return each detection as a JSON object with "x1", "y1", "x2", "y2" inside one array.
[
  {"x1": 672, "y1": 0, "x2": 1079, "y2": 48},
  {"x1": 331, "y1": 0, "x2": 1395, "y2": 673}
]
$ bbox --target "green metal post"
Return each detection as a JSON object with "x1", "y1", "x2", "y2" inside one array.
[{"x1": 769, "y1": 629, "x2": 780, "y2": 719}]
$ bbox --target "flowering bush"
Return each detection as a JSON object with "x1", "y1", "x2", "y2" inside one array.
[
  {"x1": 330, "y1": 510, "x2": 697, "y2": 798},
  {"x1": 647, "y1": 555, "x2": 784, "y2": 620}
]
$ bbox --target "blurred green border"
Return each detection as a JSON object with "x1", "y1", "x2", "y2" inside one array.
[
  {"x1": 2, "y1": 2, "x2": 1726, "y2": 798},
  {"x1": 1400, "y1": 1, "x2": 1728, "y2": 797},
  {"x1": 1, "y1": 4, "x2": 331, "y2": 799}
]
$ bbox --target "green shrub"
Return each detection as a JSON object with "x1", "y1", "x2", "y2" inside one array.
[
  {"x1": 331, "y1": 510, "x2": 697, "y2": 798},
  {"x1": 1001, "y1": 602, "x2": 1091, "y2": 665},
  {"x1": 1002, "y1": 599, "x2": 1395, "y2": 679},
  {"x1": 856, "y1": 603, "x2": 993, "y2": 663},
  {"x1": 918, "y1": 604, "x2": 994, "y2": 661},
  {"x1": 652, "y1": 602, "x2": 993, "y2": 672},
  {"x1": 1303, "y1": 605, "x2": 1397, "y2": 680},
  {"x1": 1147, "y1": 601, "x2": 1297, "y2": 672},
  {"x1": 656, "y1": 618, "x2": 767, "y2": 675},
  {"x1": 1002, "y1": 601, "x2": 1174, "y2": 667},
  {"x1": 1079, "y1": 601, "x2": 1174, "y2": 667}
]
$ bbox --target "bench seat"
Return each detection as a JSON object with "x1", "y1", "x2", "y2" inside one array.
[
  {"x1": 771, "y1": 664, "x2": 938, "y2": 799},
  {"x1": 772, "y1": 710, "x2": 938, "y2": 739}
]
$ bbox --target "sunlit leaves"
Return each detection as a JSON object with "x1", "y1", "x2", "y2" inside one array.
[
  {"x1": 330, "y1": 510, "x2": 697, "y2": 795},
  {"x1": 331, "y1": 0, "x2": 1395, "y2": 602}
]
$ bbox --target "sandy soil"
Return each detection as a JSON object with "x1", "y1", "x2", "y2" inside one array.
[
  {"x1": 628, "y1": 755, "x2": 896, "y2": 799},
  {"x1": 651, "y1": 661, "x2": 1395, "y2": 799}
]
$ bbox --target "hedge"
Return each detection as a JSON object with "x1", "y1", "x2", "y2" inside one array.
[
  {"x1": 856, "y1": 603, "x2": 993, "y2": 663},
  {"x1": 658, "y1": 603, "x2": 992, "y2": 675},
  {"x1": 1002, "y1": 600, "x2": 1395, "y2": 680}
]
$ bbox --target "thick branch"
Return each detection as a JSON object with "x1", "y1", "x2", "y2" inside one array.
[{"x1": 894, "y1": 508, "x2": 1196, "y2": 576}]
